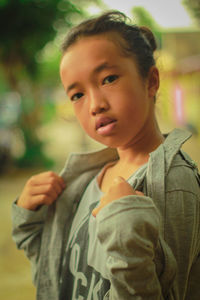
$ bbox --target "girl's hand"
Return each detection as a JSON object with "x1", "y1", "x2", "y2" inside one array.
[
  {"x1": 17, "y1": 171, "x2": 66, "y2": 211},
  {"x1": 92, "y1": 176, "x2": 143, "y2": 217}
]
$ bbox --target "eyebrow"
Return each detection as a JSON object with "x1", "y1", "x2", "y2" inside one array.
[
  {"x1": 94, "y1": 62, "x2": 117, "y2": 74},
  {"x1": 66, "y1": 62, "x2": 118, "y2": 94}
]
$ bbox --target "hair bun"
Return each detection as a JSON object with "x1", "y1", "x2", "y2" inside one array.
[{"x1": 139, "y1": 26, "x2": 157, "y2": 52}]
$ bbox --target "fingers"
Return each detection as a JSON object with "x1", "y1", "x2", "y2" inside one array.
[
  {"x1": 29, "y1": 171, "x2": 65, "y2": 189},
  {"x1": 92, "y1": 205, "x2": 101, "y2": 218},
  {"x1": 29, "y1": 184, "x2": 61, "y2": 199},
  {"x1": 17, "y1": 171, "x2": 66, "y2": 211},
  {"x1": 135, "y1": 190, "x2": 144, "y2": 196},
  {"x1": 107, "y1": 176, "x2": 136, "y2": 198},
  {"x1": 27, "y1": 194, "x2": 57, "y2": 207},
  {"x1": 27, "y1": 171, "x2": 65, "y2": 200},
  {"x1": 111, "y1": 177, "x2": 144, "y2": 196},
  {"x1": 29, "y1": 174, "x2": 64, "y2": 197},
  {"x1": 112, "y1": 176, "x2": 126, "y2": 184},
  {"x1": 92, "y1": 176, "x2": 144, "y2": 217}
]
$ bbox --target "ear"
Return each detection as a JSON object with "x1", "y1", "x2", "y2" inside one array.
[{"x1": 147, "y1": 66, "x2": 159, "y2": 98}]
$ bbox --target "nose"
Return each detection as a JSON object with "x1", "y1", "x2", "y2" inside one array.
[{"x1": 89, "y1": 88, "x2": 109, "y2": 116}]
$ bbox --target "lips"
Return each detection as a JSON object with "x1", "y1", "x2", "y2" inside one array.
[
  {"x1": 95, "y1": 117, "x2": 116, "y2": 130},
  {"x1": 95, "y1": 117, "x2": 117, "y2": 135}
]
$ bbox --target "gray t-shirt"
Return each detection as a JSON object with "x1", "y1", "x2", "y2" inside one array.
[{"x1": 59, "y1": 163, "x2": 147, "y2": 300}]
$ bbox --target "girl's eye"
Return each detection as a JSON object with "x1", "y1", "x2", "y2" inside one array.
[
  {"x1": 70, "y1": 92, "x2": 84, "y2": 102},
  {"x1": 102, "y1": 75, "x2": 118, "y2": 85}
]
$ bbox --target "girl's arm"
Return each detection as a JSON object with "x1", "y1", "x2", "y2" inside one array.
[
  {"x1": 12, "y1": 171, "x2": 65, "y2": 283},
  {"x1": 96, "y1": 196, "x2": 167, "y2": 300},
  {"x1": 12, "y1": 202, "x2": 48, "y2": 284},
  {"x1": 93, "y1": 177, "x2": 176, "y2": 299}
]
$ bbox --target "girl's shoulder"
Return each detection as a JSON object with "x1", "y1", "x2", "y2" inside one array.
[{"x1": 166, "y1": 150, "x2": 200, "y2": 195}]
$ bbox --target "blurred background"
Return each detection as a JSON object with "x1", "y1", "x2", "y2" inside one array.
[{"x1": 0, "y1": 0, "x2": 199, "y2": 299}]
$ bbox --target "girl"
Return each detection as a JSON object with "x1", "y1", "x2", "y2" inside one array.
[{"x1": 12, "y1": 11, "x2": 200, "y2": 300}]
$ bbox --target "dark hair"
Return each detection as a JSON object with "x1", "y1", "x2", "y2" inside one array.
[{"x1": 61, "y1": 11, "x2": 157, "y2": 79}]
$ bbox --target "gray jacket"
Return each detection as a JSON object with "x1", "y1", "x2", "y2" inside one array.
[{"x1": 12, "y1": 128, "x2": 200, "y2": 300}]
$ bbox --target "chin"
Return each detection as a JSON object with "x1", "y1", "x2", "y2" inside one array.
[{"x1": 93, "y1": 136, "x2": 126, "y2": 149}]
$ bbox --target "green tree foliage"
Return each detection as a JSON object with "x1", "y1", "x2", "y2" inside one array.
[
  {"x1": 182, "y1": 0, "x2": 200, "y2": 25},
  {"x1": 132, "y1": 6, "x2": 162, "y2": 48},
  {"x1": 0, "y1": 0, "x2": 82, "y2": 88},
  {"x1": 0, "y1": 0, "x2": 98, "y2": 168}
]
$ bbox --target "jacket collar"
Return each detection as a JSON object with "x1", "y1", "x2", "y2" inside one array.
[
  {"x1": 61, "y1": 128, "x2": 191, "y2": 179},
  {"x1": 162, "y1": 128, "x2": 191, "y2": 173}
]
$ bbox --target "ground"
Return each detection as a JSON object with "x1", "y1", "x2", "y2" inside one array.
[{"x1": 0, "y1": 169, "x2": 36, "y2": 300}]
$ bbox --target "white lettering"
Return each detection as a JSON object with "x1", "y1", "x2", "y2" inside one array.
[
  {"x1": 69, "y1": 243, "x2": 105, "y2": 300},
  {"x1": 87, "y1": 273, "x2": 96, "y2": 300},
  {"x1": 93, "y1": 278, "x2": 103, "y2": 299},
  {"x1": 70, "y1": 243, "x2": 87, "y2": 300}
]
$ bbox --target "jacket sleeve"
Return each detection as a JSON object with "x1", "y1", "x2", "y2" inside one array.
[
  {"x1": 96, "y1": 195, "x2": 169, "y2": 300},
  {"x1": 185, "y1": 253, "x2": 200, "y2": 300},
  {"x1": 11, "y1": 200, "x2": 48, "y2": 284},
  {"x1": 164, "y1": 189, "x2": 200, "y2": 300}
]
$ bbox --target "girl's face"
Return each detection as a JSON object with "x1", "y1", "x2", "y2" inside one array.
[{"x1": 60, "y1": 34, "x2": 159, "y2": 149}]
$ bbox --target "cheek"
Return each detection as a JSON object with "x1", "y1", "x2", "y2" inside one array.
[
  {"x1": 115, "y1": 88, "x2": 142, "y2": 114},
  {"x1": 73, "y1": 104, "x2": 92, "y2": 132},
  {"x1": 117, "y1": 90, "x2": 149, "y2": 126},
  {"x1": 73, "y1": 105, "x2": 84, "y2": 124}
]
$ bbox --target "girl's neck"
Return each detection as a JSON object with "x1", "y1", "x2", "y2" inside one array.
[
  {"x1": 99, "y1": 122, "x2": 164, "y2": 192},
  {"x1": 116, "y1": 123, "x2": 164, "y2": 167}
]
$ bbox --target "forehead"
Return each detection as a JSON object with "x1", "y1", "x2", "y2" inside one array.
[{"x1": 60, "y1": 34, "x2": 130, "y2": 71}]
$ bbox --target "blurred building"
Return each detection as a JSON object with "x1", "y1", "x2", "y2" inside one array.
[
  {"x1": 162, "y1": 30, "x2": 200, "y2": 60},
  {"x1": 159, "y1": 29, "x2": 200, "y2": 128}
]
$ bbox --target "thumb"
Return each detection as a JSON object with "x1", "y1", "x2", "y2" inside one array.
[
  {"x1": 135, "y1": 190, "x2": 144, "y2": 196},
  {"x1": 113, "y1": 176, "x2": 126, "y2": 184}
]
